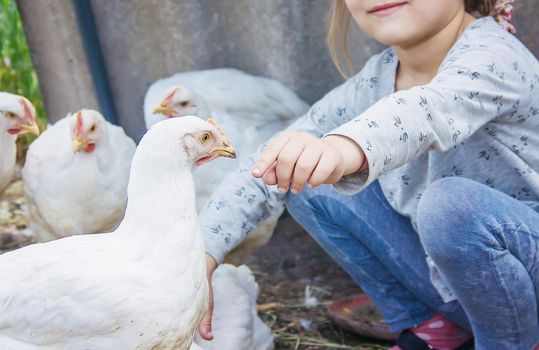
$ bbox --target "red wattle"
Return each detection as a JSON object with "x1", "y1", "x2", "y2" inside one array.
[{"x1": 85, "y1": 143, "x2": 96, "y2": 153}]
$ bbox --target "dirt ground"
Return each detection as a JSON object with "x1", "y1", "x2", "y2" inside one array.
[
  {"x1": 242, "y1": 215, "x2": 390, "y2": 350},
  {"x1": 0, "y1": 176, "x2": 390, "y2": 350},
  {"x1": 0, "y1": 177, "x2": 34, "y2": 252}
]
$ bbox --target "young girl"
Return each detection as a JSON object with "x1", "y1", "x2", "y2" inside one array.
[{"x1": 198, "y1": 1, "x2": 539, "y2": 349}]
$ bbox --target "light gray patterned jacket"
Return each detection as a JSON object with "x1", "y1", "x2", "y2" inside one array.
[{"x1": 200, "y1": 16, "x2": 538, "y2": 300}]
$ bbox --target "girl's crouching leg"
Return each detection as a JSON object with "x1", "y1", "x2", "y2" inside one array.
[{"x1": 417, "y1": 177, "x2": 539, "y2": 350}]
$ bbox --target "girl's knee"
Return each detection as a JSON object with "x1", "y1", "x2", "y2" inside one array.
[
  {"x1": 417, "y1": 177, "x2": 484, "y2": 228},
  {"x1": 417, "y1": 178, "x2": 507, "y2": 268},
  {"x1": 418, "y1": 177, "x2": 477, "y2": 215},
  {"x1": 417, "y1": 177, "x2": 483, "y2": 261}
]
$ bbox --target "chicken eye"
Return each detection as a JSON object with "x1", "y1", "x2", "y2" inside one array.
[
  {"x1": 200, "y1": 132, "x2": 211, "y2": 144},
  {"x1": 89, "y1": 124, "x2": 97, "y2": 133},
  {"x1": 4, "y1": 112, "x2": 17, "y2": 119},
  {"x1": 180, "y1": 101, "x2": 189, "y2": 107}
]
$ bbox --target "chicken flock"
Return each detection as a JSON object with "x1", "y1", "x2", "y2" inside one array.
[{"x1": 0, "y1": 69, "x2": 309, "y2": 350}]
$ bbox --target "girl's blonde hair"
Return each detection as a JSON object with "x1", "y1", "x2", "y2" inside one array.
[{"x1": 327, "y1": 0, "x2": 497, "y2": 78}]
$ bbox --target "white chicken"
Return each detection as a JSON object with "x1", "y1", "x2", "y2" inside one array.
[
  {"x1": 22, "y1": 109, "x2": 136, "y2": 242},
  {"x1": 0, "y1": 116, "x2": 237, "y2": 350},
  {"x1": 144, "y1": 69, "x2": 310, "y2": 261},
  {"x1": 144, "y1": 68, "x2": 309, "y2": 128},
  {"x1": 192, "y1": 264, "x2": 274, "y2": 350},
  {"x1": 0, "y1": 92, "x2": 40, "y2": 194}
]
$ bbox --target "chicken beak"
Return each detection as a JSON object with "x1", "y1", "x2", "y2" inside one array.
[
  {"x1": 72, "y1": 136, "x2": 88, "y2": 152},
  {"x1": 153, "y1": 105, "x2": 175, "y2": 117},
  {"x1": 210, "y1": 140, "x2": 236, "y2": 159},
  {"x1": 18, "y1": 120, "x2": 40, "y2": 136},
  {"x1": 206, "y1": 118, "x2": 236, "y2": 158}
]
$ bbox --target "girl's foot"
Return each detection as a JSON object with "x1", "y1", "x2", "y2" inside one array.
[{"x1": 389, "y1": 314, "x2": 472, "y2": 350}]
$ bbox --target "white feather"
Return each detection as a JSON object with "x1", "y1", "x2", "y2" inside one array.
[
  {"x1": 22, "y1": 110, "x2": 135, "y2": 242},
  {"x1": 0, "y1": 131, "x2": 16, "y2": 194},
  {"x1": 0, "y1": 92, "x2": 38, "y2": 194},
  {"x1": 144, "y1": 68, "x2": 309, "y2": 128},
  {"x1": 0, "y1": 116, "x2": 216, "y2": 349}
]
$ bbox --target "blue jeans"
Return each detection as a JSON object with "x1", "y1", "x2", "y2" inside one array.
[{"x1": 286, "y1": 178, "x2": 539, "y2": 350}]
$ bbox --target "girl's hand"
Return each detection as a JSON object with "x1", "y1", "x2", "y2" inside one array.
[
  {"x1": 198, "y1": 253, "x2": 218, "y2": 340},
  {"x1": 251, "y1": 131, "x2": 365, "y2": 193}
]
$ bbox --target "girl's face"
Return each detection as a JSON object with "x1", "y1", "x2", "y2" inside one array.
[{"x1": 344, "y1": 0, "x2": 466, "y2": 48}]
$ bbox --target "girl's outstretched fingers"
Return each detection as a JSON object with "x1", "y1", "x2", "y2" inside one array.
[
  {"x1": 275, "y1": 138, "x2": 305, "y2": 192},
  {"x1": 252, "y1": 133, "x2": 290, "y2": 178},
  {"x1": 262, "y1": 163, "x2": 277, "y2": 186},
  {"x1": 290, "y1": 145, "x2": 323, "y2": 193}
]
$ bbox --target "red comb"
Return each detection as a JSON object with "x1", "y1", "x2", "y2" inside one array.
[
  {"x1": 162, "y1": 86, "x2": 179, "y2": 105},
  {"x1": 19, "y1": 98, "x2": 34, "y2": 122},
  {"x1": 75, "y1": 111, "x2": 83, "y2": 137},
  {"x1": 207, "y1": 118, "x2": 225, "y2": 136}
]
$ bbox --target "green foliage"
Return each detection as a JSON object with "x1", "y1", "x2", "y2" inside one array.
[
  {"x1": 0, "y1": 0, "x2": 47, "y2": 159},
  {"x1": 0, "y1": 0, "x2": 45, "y2": 119}
]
